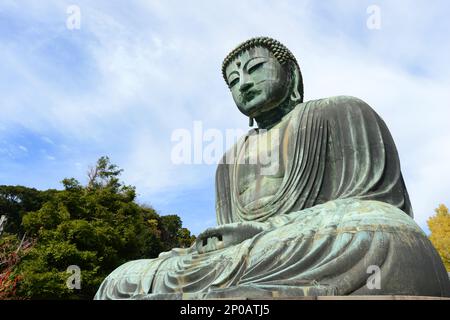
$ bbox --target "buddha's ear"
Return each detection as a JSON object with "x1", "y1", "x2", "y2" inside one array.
[{"x1": 289, "y1": 65, "x2": 303, "y2": 103}]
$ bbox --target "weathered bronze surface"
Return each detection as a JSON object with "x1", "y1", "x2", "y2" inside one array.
[{"x1": 94, "y1": 37, "x2": 450, "y2": 299}]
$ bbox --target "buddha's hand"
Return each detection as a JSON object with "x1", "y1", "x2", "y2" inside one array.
[{"x1": 195, "y1": 221, "x2": 269, "y2": 254}]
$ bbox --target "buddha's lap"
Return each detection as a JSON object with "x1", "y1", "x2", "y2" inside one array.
[
  {"x1": 151, "y1": 199, "x2": 426, "y2": 274},
  {"x1": 97, "y1": 198, "x2": 448, "y2": 298}
]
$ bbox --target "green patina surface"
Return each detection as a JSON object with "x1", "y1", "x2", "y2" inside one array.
[{"x1": 94, "y1": 37, "x2": 450, "y2": 300}]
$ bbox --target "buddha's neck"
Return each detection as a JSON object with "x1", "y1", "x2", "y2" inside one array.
[{"x1": 254, "y1": 98, "x2": 296, "y2": 130}]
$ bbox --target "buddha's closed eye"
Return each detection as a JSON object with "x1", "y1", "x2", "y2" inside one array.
[
  {"x1": 248, "y1": 61, "x2": 265, "y2": 74},
  {"x1": 229, "y1": 77, "x2": 239, "y2": 88}
]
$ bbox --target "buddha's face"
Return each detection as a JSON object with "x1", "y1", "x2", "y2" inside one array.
[{"x1": 225, "y1": 46, "x2": 290, "y2": 118}]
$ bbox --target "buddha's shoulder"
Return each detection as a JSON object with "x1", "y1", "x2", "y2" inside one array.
[
  {"x1": 316, "y1": 95, "x2": 368, "y2": 105},
  {"x1": 294, "y1": 95, "x2": 374, "y2": 115}
]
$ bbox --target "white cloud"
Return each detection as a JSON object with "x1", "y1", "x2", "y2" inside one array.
[
  {"x1": 1, "y1": 0, "x2": 449, "y2": 233},
  {"x1": 41, "y1": 136, "x2": 55, "y2": 145}
]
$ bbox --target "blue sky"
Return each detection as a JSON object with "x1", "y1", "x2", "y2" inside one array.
[{"x1": 1, "y1": 0, "x2": 449, "y2": 235}]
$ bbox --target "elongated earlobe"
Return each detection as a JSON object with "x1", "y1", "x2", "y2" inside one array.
[{"x1": 290, "y1": 67, "x2": 303, "y2": 103}]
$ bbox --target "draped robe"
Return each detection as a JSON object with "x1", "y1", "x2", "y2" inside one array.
[{"x1": 94, "y1": 96, "x2": 450, "y2": 299}]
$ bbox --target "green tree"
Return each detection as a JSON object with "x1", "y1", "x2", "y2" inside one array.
[
  {"x1": 0, "y1": 186, "x2": 56, "y2": 235},
  {"x1": 8, "y1": 156, "x2": 195, "y2": 299},
  {"x1": 427, "y1": 204, "x2": 450, "y2": 271}
]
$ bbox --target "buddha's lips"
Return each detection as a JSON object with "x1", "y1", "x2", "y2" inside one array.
[{"x1": 242, "y1": 89, "x2": 261, "y2": 103}]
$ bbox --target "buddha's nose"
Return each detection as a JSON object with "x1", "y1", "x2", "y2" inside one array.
[{"x1": 239, "y1": 81, "x2": 253, "y2": 93}]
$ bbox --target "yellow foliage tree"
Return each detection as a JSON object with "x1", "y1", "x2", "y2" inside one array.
[{"x1": 427, "y1": 204, "x2": 450, "y2": 271}]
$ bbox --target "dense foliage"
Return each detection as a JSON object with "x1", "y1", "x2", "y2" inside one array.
[
  {"x1": 428, "y1": 204, "x2": 450, "y2": 271},
  {"x1": 0, "y1": 185, "x2": 56, "y2": 235},
  {"x1": 0, "y1": 156, "x2": 195, "y2": 299}
]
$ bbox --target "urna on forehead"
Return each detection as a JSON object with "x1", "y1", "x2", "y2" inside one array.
[
  {"x1": 221, "y1": 36, "x2": 298, "y2": 84},
  {"x1": 225, "y1": 47, "x2": 274, "y2": 72}
]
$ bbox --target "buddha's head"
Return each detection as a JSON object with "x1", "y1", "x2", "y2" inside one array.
[{"x1": 222, "y1": 37, "x2": 303, "y2": 125}]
